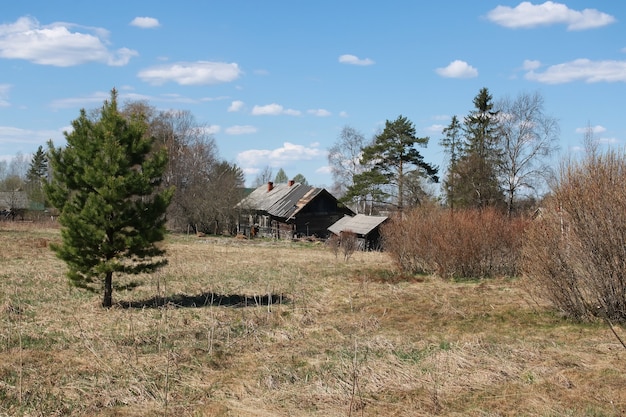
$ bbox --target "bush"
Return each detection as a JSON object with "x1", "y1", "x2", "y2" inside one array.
[
  {"x1": 327, "y1": 230, "x2": 359, "y2": 261},
  {"x1": 523, "y1": 150, "x2": 626, "y2": 323},
  {"x1": 382, "y1": 205, "x2": 527, "y2": 279}
]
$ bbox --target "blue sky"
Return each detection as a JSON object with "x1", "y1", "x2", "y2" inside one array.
[{"x1": 1, "y1": 1, "x2": 625, "y2": 187}]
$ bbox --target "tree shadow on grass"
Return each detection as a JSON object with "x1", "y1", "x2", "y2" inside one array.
[{"x1": 118, "y1": 292, "x2": 288, "y2": 309}]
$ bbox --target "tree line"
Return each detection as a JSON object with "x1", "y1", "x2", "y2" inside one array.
[
  {"x1": 328, "y1": 87, "x2": 559, "y2": 216},
  {"x1": 2, "y1": 94, "x2": 246, "y2": 234}
]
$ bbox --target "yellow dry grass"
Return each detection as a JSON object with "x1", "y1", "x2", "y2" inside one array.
[{"x1": 0, "y1": 222, "x2": 625, "y2": 416}]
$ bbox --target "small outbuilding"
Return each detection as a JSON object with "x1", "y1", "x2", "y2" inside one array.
[{"x1": 327, "y1": 214, "x2": 389, "y2": 250}]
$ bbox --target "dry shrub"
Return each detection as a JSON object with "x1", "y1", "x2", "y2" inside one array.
[
  {"x1": 382, "y1": 205, "x2": 527, "y2": 279},
  {"x1": 523, "y1": 149, "x2": 626, "y2": 323},
  {"x1": 327, "y1": 230, "x2": 359, "y2": 261},
  {"x1": 340, "y1": 230, "x2": 358, "y2": 261}
]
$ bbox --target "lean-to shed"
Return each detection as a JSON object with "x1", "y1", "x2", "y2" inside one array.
[{"x1": 327, "y1": 214, "x2": 389, "y2": 250}]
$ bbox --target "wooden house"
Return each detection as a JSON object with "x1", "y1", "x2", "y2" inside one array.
[{"x1": 236, "y1": 181, "x2": 354, "y2": 239}]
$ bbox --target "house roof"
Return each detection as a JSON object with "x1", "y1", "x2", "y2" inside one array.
[
  {"x1": 328, "y1": 214, "x2": 389, "y2": 236},
  {"x1": 236, "y1": 182, "x2": 326, "y2": 220}
]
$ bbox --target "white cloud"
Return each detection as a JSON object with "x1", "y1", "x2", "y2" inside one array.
[
  {"x1": 236, "y1": 142, "x2": 324, "y2": 168},
  {"x1": 0, "y1": 125, "x2": 65, "y2": 146},
  {"x1": 315, "y1": 165, "x2": 332, "y2": 174},
  {"x1": 50, "y1": 91, "x2": 226, "y2": 109},
  {"x1": 228, "y1": 100, "x2": 245, "y2": 112},
  {"x1": 339, "y1": 111, "x2": 349, "y2": 118},
  {"x1": 307, "y1": 109, "x2": 331, "y2": 117},
  {"x1": 130, "y1": 17, "x2": 160, "y2": 29},
  {"x1": 487, "y1": 2, "x2": 615, "y2": 31},
  {"x1": 426, "y1": 124, "x2": 446, "y2": 133},
  {"x1": 525, "y1": 59, "x2": 626, "y2": 84},
  {"x1": 575, "y1": 125, "x2": 606, "y2": 134},
  {"x1": 225, "y1": 125, "x2": 257, "y2": 135},
  {"x1": 203, "y1": 125, "x2": 221, "y2": 135},
  {"x1": 49, "y1": 91, "x2": 112, "y2": 109},
  {"x1": 338, "y1": 54, "x2": 375, "y2": 66},
  {"x1": 138, "y1": 61, "x2": 242, "y2": 85},
  {"x1": 0, "y1": 84, "x2": 11, "y2": 107},
  {"x1": 523, "y1": 59, "x2": 541, "y2": 70},
  {"x1": 251, "y1": 103, "x2": 301, "y2": 116},
  {"x1": 436, "y1": 60, "x2": 478, "y2": 78},
  {"x1": 0, "y1": 16, "x2": 137, "y2": 67},
  {"x1": 598, "y1": 137, "x2": 619, "y2": 145}
]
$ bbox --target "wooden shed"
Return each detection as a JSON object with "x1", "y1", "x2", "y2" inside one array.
[{"x1": 327, "y1": 214, "x2": 389, "y2": 250}]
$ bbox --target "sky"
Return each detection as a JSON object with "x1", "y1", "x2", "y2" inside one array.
[{"x1": 1, "y1": 1, "x2": 626, "y2": 188}]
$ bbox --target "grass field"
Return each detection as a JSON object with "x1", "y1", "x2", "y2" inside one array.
[{"x1": 0, "y1": 222, "x2": 625, "y2": 416}]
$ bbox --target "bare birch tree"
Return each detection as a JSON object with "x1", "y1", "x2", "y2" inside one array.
[{"x1": 496, "y1": 91, "x2": 560, "y2": 215}]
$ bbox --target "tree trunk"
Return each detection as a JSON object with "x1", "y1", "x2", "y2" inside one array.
[{"x1": 103, "y1": 271, "x2": 113, "y2": 308}]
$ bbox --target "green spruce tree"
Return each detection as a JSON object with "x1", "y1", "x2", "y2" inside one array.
[
  {"x1": 26, "y1": 145, "x2": 48, "y2": 209},
  {"x1": 45, "y1": 89, "x2": 173, "y2": 307},
  {"x1": 274, "y1": 168, "x2": 289, "y2": 184},
  {"x1": 458, "y1": 88, "x2": 504, "y2": 209}
]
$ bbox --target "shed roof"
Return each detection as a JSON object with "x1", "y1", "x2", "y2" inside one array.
[
  {"x1": 236, "y1": 182, "x2": 325, "y2": 220},
  {"x1": 328, "y1": 214, "x2": 388, "y2": 236}
]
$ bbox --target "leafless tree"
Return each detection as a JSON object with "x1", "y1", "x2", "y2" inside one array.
[
  {"x1": 327, "y1": 126, "x2": 370, "y2": 212},
  {"x1": 496, "y1": 91, "x2": 560, "y2": 215},
  {"x1": 123, "y1": 101, "x2": 243, "y2": 233},
  {"x1": 253, "y1": 166, "x2": 274, "y2": 187}
]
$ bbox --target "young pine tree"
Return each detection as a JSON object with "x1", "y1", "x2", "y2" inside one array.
[{"x1": 46, "y1": 89, "x2": 173, "y2": 308}]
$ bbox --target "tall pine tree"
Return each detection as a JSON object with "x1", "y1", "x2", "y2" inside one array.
[
  {"x1": 350, "y1": 115, "x2": 438, "y2": 211},
  {"x1": 46, "y1": 89, "x2": 173, "y2": 307}
]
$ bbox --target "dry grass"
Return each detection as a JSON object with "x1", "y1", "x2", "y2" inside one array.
[{"x1": 0, "y1": 222, "x2": 625, "y2": 416}]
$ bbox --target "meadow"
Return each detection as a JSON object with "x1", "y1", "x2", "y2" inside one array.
[{"x1": 0, "y1": 222, "x2": 624, "y2": 416}]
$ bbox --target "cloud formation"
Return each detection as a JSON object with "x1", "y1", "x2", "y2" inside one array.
[
  {"x1": 575, "y1": 125, "x2": 606, "y2": 134},
  {"x1": 0, "y1": 16, "x2": 137, "y2": 67},
  {"x1": 130, "y1": 17, "x2": 160, "y2": 28},
  {"x1": 138, "y1": 61, "x2": 242, "y2": 85},
  {"x1": 237, "y1": 142, "x2": 323, "y2": 168},
  {"x1": 0, "y1": 84, "x2": 10, "y2": 107},
  {"x1": 487, "y1": 2, "x2": 615, "y2": 30},
  {"x1": 251, "y1": 103, "x2": 301, "y2": 116},
  {"x1": 525, "y1": 59, "x2": 626, "y2": 84},
  {"x1": 228, "y1": 100, "x2": 245, "y2": 112},
  {"x1": 338, "y1": 54, "x2": 375, "y2": 66},
  {"x1": 0, "y1": 125, "x2": 65, "y2": 146},
  {"x1": 225, "y1": 125, "x2": 258, "y2": 135},
  {"x1": 307, "y1": 109, "x2": 331, "y2": 117},
  {"x1": 436, "y1": 60, "x2": 478, "y2": 78}
]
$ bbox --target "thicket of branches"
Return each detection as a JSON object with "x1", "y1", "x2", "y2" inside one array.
[
  {"x1": 523, "y1": 147, "x2": 626, "y2": 323},
  {"x1": 3, "y1": 101, "x2": 245, "y2": 234},
  {"x1": 382, "y1": 205, "x2": 528, "y2": 279}
]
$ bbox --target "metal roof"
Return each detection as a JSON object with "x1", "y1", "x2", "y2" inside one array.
[
  {"x1": 236, "y1": 183, "x2": 324, "y2": 220},
  {"x1": 328, "y1": 214, "x2": 388, "y2": 236}
]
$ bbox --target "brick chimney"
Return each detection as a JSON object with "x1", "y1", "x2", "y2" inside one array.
[
  {"x1": 288, "y1": 179, "x2": 295, "y2": 187},
  {"x1": 267, "y1": 181, "x2": 274, "y2": 192}
]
